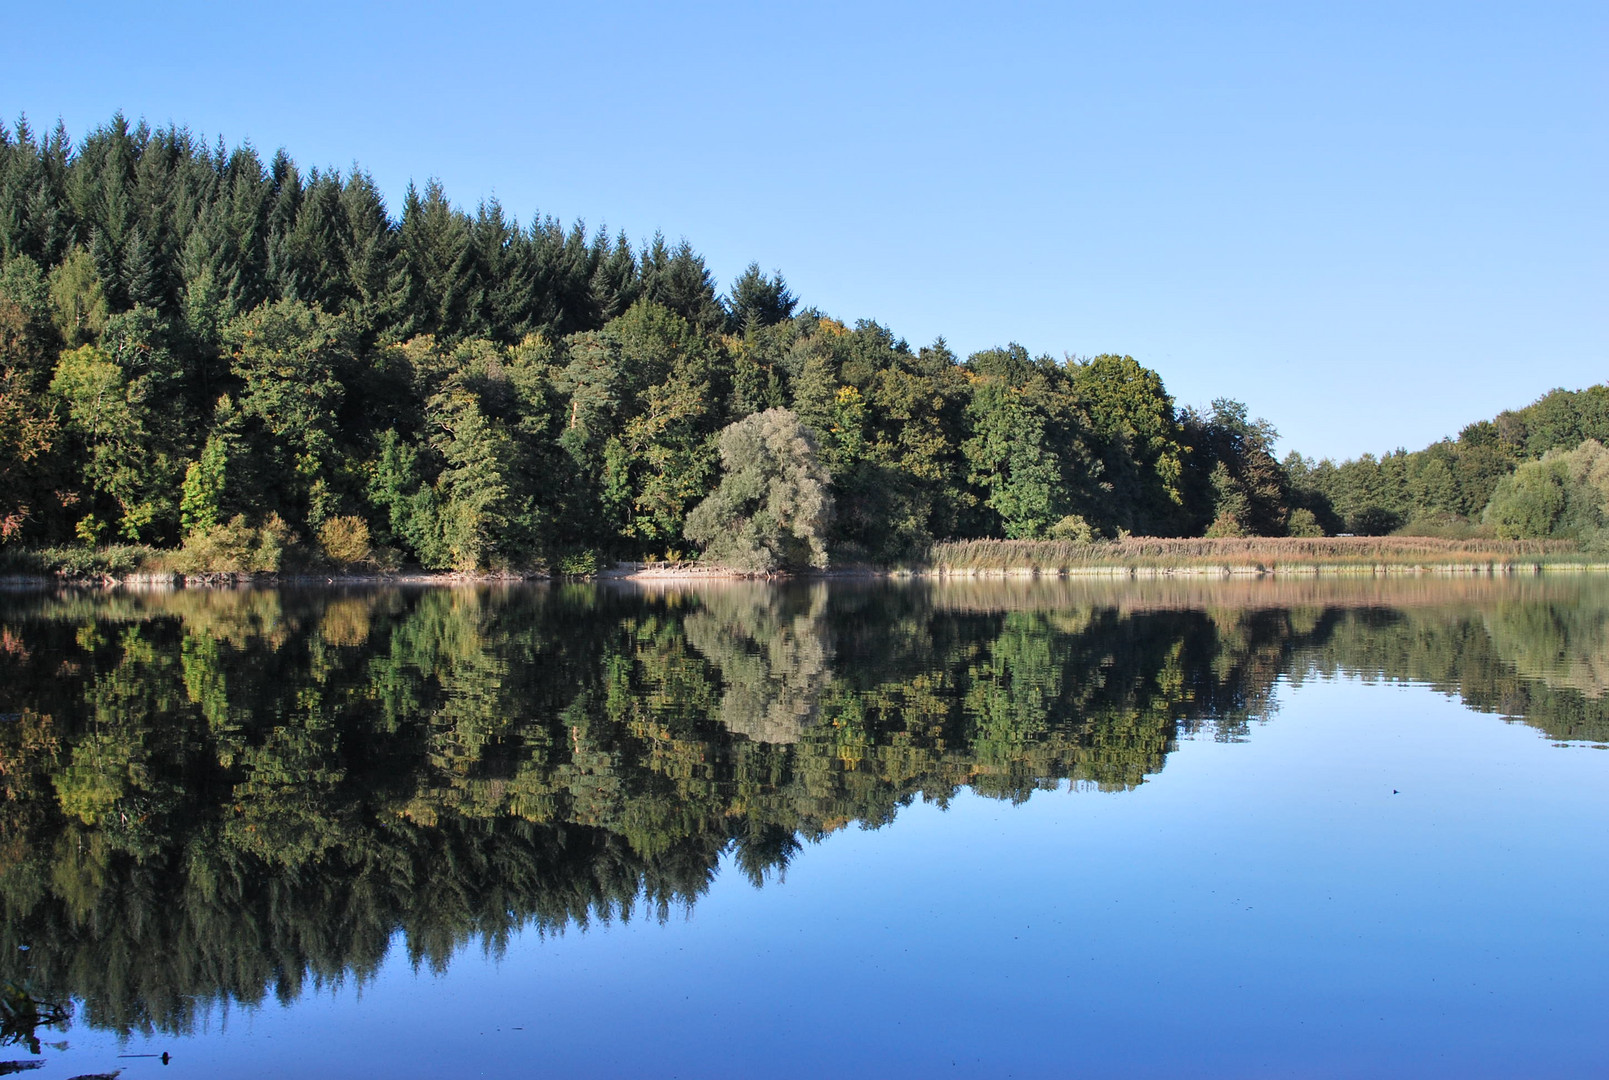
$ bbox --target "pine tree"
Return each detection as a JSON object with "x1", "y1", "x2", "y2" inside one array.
[
  {"x1": 589, "y1": 229, "x2": 639, "y2": 324},
  {"x1": 639, "y1": 235, "x2": 725, "y2": 333},
  {"x1": 120, "y1": 225, "x2": 166, "y2": 310},
  {"x1": 339, "y1": 170, "x2": 399, "y2": 336},
  {"x1": 264, "y1": 149, "x2": 307, "y2": 302},
  {"x1": 467, "y1": 199, "x2": 534, "y2": 342},
  {"x1": 727, "y1": 262, "x2": 796, "y2": 331},
  {"x1": 0, "y1": 118, "x2": 75, "y2": 266},
  {"x1": 392, "y1": 179, "x2": 474, "y2": 340}
]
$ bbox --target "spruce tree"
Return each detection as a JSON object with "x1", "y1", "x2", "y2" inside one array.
[
  {"x1": 639, "y1": 235, "x2": 725, "y2": 333},
  {"x1": 727, "y1": 262, "x2": 796, "y2": 331}
]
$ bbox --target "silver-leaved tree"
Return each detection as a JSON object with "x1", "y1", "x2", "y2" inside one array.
[{"x1": 684, "y1": 408, "x2": 832, "y2": 571}]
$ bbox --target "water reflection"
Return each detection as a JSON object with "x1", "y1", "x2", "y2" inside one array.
[{"x1": 1, "y1": 577, "x2": 1607, "y2": 1038}]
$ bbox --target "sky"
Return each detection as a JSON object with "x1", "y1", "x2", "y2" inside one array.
[{"x1": 3, "y1": 0, "x2": 1603, "y2": 461}]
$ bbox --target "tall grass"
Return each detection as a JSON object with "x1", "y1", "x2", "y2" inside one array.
[{"x1": 926, "y1": 536, "x2": 1578, "y2": 574}]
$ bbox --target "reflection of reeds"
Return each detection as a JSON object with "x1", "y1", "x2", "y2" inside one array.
[
  {"x1": 608, "y1": 570, "x2": 1609, "y2": 620},
  {"x1": 911, "y1": 574, "x2": 1609, "y2": 615},
  {"x1": 928, "y1": 536, "x2": 1579, "y2": 574}
]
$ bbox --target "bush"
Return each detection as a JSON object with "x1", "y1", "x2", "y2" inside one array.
[
  {"x1": 556, "y1": 550, "x2": 599, "y2": 577},
  {"x1": 1393, "y1": 510, "x2": 1486, "y2": 539},
  {"x1": 318, "y1": 515, "x2": 373, "y2": 568},
  {"x1": 1048, "y1": 514, "x2": 1096, "y2": 543},
  {"x1": 1285, "y1": 508, "x2": 1325, "y2": 537},
  {"x1": 1204, "y1": 511, "x2": 1246, "y2": 538},
  {"x1": 1346, "y1": 505, "x2": 1404, "y2": 536},
  {"x1": 168, "y1": 514, "x2": 298, "y2": 574}
]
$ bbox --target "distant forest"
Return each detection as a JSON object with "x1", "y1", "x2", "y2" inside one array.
[{"x1": 2, "y1": 114, "x2": 1606, "y2": 570}]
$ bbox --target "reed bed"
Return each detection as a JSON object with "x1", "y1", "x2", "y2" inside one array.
[{"x1": 925, "y1": 536, "x2": 1580, "y2": 575}]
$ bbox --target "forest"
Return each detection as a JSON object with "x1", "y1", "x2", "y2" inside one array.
[
  {"x1": 3, "y1": 114, "x2": 1608, "y2": 573},
  {"x1": 1, "y1": 579, "x2": 1604, "y2": 1036}
]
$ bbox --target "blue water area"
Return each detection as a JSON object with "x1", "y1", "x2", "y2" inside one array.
[{"x1": 2, "y1": 579, "x2": 1607, "y2": 1077}]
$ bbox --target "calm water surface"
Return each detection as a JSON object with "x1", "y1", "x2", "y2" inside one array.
[{"x1": 1, "y1": 577, "x2": 1606, "y2": 1078}]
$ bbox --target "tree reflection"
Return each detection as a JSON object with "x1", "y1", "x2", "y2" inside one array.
[{"x1": 0, "y1": 577, "x2": 1605, "y2": 1035}]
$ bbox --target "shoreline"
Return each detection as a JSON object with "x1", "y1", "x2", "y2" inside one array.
[{"x1": 4, "y1": 559, "x2": 1608, "y2": 591}]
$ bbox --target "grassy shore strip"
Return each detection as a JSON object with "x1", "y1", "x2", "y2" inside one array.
[{"x1": 924, "y1": 537, "x2": 1584, "y2": 576}]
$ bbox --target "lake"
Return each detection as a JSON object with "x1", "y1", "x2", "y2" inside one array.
[{"x1": 1, "y1": 576, "x2": 1606, "y2": 1078}]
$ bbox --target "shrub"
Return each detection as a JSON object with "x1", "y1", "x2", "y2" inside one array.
[
  {"x1": 169, "y1": 514, "x2": 299, "y2": 574},
  {"x1": 1286, "y1": 508, "x2": 1325, "y2": 537},
  {"x1": 1048, "y1": 515, "x2": 1096, "y2": 543},
  {"x1": 0, "y1": 544, "x2": 156, "y2": 578},
  {"x1": 318, "y1": 515, "x2": 373, "y2": 567},
  {"x1": 1347, "y1": 505, "x2": 1405, "y2": 536},
  {"x1": 1394, "y1": 510, "x2": 1485, "y2": 539},
  {"x1": 557, "y1": 549, "x2": 599, "y2": 577}
]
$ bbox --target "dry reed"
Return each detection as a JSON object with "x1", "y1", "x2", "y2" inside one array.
[{"x1": 925, "y1": 536, "x2": 1578, "y2": 574}]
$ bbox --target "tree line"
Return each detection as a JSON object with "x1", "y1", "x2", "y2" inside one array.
[
  {"x1": 2, "y1": 114, "x2": 1602, "y2": 570},
  {"x1": 1286, "y1": 385, "x2": 1609, "y2": 540}
]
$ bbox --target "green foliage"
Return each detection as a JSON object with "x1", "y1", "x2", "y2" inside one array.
[
  {"x1": 167, "y1": 512, "x2": 298, "y2": 573},
  {"x1": 224, "y1": 299, "x2": 355, "y2": 529},
  {"x1": 1182, "y1": 399, "x2": 1289, "y2": 536},
  {"x1": 318, "y1": 515, "x2": 374, "y2": 567},
  {"x1": 556, "y1": 549, "x2": 599, "y2": 576},
  {"x1": 0, "y1": 358, "x2": 56, "y2": 542},
  {"x1": 50, "y1": 344, "x2": 178, "y2": 540},
  {"x1": 1048, "y1": 514, "x2": 1096, "y2": 543},
  {"x1": 727, "y1": 263, "x2": 796, "y2": 331},
  {"x1": 1071, "y1": 354, "x2": 1188, "y2": 534},
  {"x1": 1294, "y1": 386, "x2": 1609, "y2": 536},
  {"x1": 180, "y1": 433, "x2": 229, "y2": 534},
  {"x1": 14, "y1": 113, "x2": 1609, "y2": 564},
  {"x1": 0, "y1": 256, "x2": 57, "y2": 380},
  {"x1": 638, "y1": 235, "x2": 725, "y2": 333},
  {"x1": 367, "y1": 427, "x2": 439, "y2": 559},
  {"x1": 1285, "y1": 507, "x2": 1325, "y2": 537},
  {"x1": 0, "y1": 255, "x2": 61, "y2": 540},
  {"x1": 963, "y1": 347, "x2": 1086, "y2": 539},
  {"x1": 0, "y1": 542, "x2": 155, "y2": 578},
  {"x1": 48, "y1": 246, "x2": 109, "y2": 346},
  {"x1": 74, "y1": 512, "x2": 107, "y2": 543},
  {"x1": 1483, "y1": 439, "x2": 1609, "y2": 544},
  {"x1": 684, "y1": 409, "x2": 832, "y2": 571}
]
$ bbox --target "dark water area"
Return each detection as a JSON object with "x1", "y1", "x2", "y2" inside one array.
[{"x1": 1, "y1": 577, "x2": 1606, "y2": 1077}]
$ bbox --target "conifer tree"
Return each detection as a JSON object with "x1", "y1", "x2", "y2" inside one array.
[
  {"x1": 727, "y1": 263, "x2": 796, "y2": 331},
  {"x1": 589, "y1": 230, "x2": 639, "y2": 324},
  {"x1": 392, "y1": 180, "x2": 475, "y2": 340},
  {"x1": 639, "y1": 235, "x2": 725, "y2": 333},
  {"x1": 338, "y1": 171, "x2": 398, "y2": 336}
]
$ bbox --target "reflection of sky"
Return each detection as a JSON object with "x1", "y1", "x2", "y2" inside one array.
[{"x1": 40, "y1": 677, "x2": 1609, "y2": 1079}]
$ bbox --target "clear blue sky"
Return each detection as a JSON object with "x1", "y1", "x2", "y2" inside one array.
[{"x1": 5, "y1": 0, "x2": 1603, "y2": 461}]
